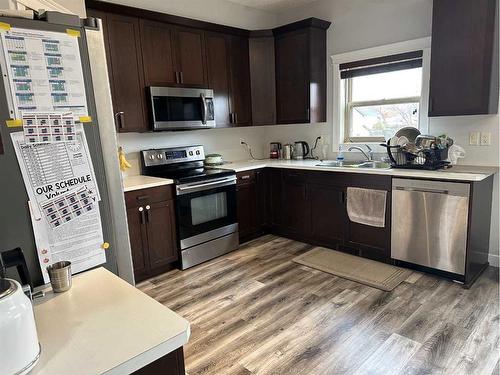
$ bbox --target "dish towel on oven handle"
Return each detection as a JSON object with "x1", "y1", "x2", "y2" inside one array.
[{"x1": 346, "y1": 187, "x2": 387, "y2": 228}]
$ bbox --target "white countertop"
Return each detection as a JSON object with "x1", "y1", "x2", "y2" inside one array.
[
  {"x1": 222, "y1": 159, "x2": 497, "y2": 182},
  {"x1": 32, "y1": 268, "x2": 190, "y2": 375},
  {"x1": 123, "y1": 175, "x2": 174, "y2": 192}
]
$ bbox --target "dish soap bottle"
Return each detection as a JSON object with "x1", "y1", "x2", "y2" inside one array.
[{"x1": 336, "y1": 145, "x2": 345, "y2": 162}]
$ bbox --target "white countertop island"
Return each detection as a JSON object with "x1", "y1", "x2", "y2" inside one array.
[{"x1": 31, "y1": 267, "x2": 190, "y2": 375}]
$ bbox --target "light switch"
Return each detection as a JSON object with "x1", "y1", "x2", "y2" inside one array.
[
  {"x1": 480, "y1": 132, "x2": 491, "y2": 146},
  {"x1": 469, "y1": 131, "x2": 480, "y2": 145}
]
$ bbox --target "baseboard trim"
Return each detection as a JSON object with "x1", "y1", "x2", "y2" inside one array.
[{"x1": 488, "y1": 253, "x2": 499, "y2": 268}]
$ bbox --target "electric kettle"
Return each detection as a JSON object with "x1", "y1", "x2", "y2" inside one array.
[
  {"x1": 0, "y1": 248, "x2": 41, "y2": 375},
  {"x1": 293, "y1": 141, "x2": 310, "y2": 160}
]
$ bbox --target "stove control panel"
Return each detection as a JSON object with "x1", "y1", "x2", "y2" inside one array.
[{"x1": 142, "y1": 145, "x2": 205, "y2": 167}]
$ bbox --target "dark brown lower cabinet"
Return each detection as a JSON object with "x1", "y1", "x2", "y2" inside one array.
[
  {"x1": 309, "y1": 183, "x2": 345, "y2": 247},
  {"x1": 280, "y1": 170, "x2": 310, "y2": 238},
  {"x1": 265, "y1": 168, "x2": 391, "y2": 259},
  {"x1": 236, "y1": 170, "x2": 265, "y2": 242},
  {"x1": 341, "y1": 174, "x2": 392, "y2": 260},
  {"x1": 132, "y1": 347, "x2": 185, "y2": 375},
  {"x1": 125, "y1": 186, "x2": 178, "y2": 282}
]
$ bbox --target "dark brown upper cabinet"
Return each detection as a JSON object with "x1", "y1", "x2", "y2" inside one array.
[
  {"x1": 206, "y1": 32, "x2": 232, "y2": 127},
  {"x1": 87, "y1": 1, "x2": 330, "y2": 129},
  {"x1": 140, "y1": 20, "x2": 177, "y2": 86},
  {"x1": 174, "y1": 27, "x2": 208, "y2": 87},
  {"x1": 228, "y1": 35, "x2": 252, "y2": 126},
  {"x1": 249, "y1": 31, "x2": 276, "y2": 126},
  {"x1": 98, "y1": 12, "x2": 148, "y2": 132},
  {"x1": 274, "y1": 19, "x2": 331, "y2": 124},
  {"x1": 140, "y1": 21, "x2": 207, "y2": 87},
  {"x1": 206, "y1": 33, "x2": 252, "y2": 127},
  {"x1": 429, "y1": 0, "x2": 498, "y2": 116}
]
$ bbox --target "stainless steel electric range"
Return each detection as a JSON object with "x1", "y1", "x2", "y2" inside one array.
[{"x1": 141, "y1": 145, "x2": 238, "y2": 269}]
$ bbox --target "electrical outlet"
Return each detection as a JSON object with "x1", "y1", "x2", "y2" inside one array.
[
  {"x1": 469, "y1": 131, "x2": 480, "y2": 146},
  {"x1": 480, "y1": 132, "x2": 491, "y2": 146}
]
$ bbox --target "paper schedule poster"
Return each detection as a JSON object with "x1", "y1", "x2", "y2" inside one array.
[
  {"x1": 23, "y1": 112, "x2": 77, "y2": 144},
  {"x1": 0, "y1": 27, "x2": 88, "y2": 119},
  {"x1": 29, "y1": 198, "x2": 105, "y2": 284},
  {"x1": 42, "y1": 187, "x2": 96, "y2": 229},
  {"x1": 11, "y1": 129, "x2": 105, "y2": 282},
  {"x1": 10, "y1": 128, "x2": 100, "y2": 218}
]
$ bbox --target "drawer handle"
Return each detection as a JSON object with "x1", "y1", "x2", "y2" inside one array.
[
  {"x1": 138, "y1": 206, "x2": 145, "y2": 224},
  {"x1": 240, "y1": 175, "x2": 251, "y2": 180},
  {"x1": 136, "y1": 195, "x2": 150, "y2": 201}
]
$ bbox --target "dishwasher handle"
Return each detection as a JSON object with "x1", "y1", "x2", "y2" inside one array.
[
  {"x1": 394, "y1": 186, "x2": 449, "y2": 195},
  {"x1": 392, "y1": 178, "x2": 470, "y2": 198}
]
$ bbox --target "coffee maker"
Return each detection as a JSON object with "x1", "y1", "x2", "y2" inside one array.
[{"x1": 269, "y1": 142, "x2": 282, "y2": 159}]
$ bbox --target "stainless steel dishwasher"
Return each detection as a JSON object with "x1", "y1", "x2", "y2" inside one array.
[{"x1": 391, "y1": 178, "x2": 470, "y2": 275}]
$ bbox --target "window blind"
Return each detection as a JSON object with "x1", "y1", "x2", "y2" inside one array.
[{"x1": 340, "y1": 50, "x2": 423, "y2": 79}]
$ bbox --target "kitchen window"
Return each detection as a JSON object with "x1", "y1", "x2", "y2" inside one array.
[{"x1": 338, "y1": 49, "x2": 428, "y2": 143}]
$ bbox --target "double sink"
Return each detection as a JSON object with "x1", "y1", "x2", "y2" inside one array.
[{"x1": 316, "y1": 160, "x2": 391, "y2": 169}]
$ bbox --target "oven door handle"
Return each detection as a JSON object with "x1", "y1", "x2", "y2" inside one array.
[
  {"x1": 200, "y1": 93, "x2": 208, "y2": 125},
  {"x1": 176, "y1": 177, "x2": 236, "y2": 195}
]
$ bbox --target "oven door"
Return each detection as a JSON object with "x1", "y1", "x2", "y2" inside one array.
[
  {"x1": 176, "y1": 177, "x2": 237, "y2": 249},
  {"x1": 150, "y1": 86, "x2": 215, "y2": 130}
]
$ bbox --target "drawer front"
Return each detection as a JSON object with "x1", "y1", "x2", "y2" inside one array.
[
  {"x1": 237, "y1": 170, "x2": 257, "y2": 184},
  {"x1": 125, "y1": 185, "x2": 174, "y2": 208},
  {"x1": 282, "y1": 169, "x2": 308, "y2": 184},
  {"x1": 308, "y1": 171, "x2": 391, "y2": 190}
]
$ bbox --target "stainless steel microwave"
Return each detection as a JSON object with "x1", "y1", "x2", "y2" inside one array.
[{"x1": 149, "y1": 86, "x2": 215, "y2": 131}]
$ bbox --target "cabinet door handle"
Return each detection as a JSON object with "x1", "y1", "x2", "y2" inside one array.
[
  {"x1": 145, "y1": 205, "x2": 151, "y2": 223},
  {"x1": 179, "y1": 71, "x2": 184, "y2": 84},
  {"x1": 229, "y1": 113, "x2": 233, "y2": 124},
  {"x1": 175, "y1": 71, "x2": 179, "y2": 84},
  {"x1": 114, "y1": 111, "x2": 124, "y2": 129},
  {"x1": 234, "y1": 112, "x2": 238, "y2": 123},
  {"x1": 338, "y1": 191, "x2": 344, "y2": 204},
  {"x1": 138, "y1": 206, "x2": 145, "y2": 224}
]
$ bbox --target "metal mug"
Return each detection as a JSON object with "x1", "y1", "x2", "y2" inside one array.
[
  {"x1": 46, "y1": 261, "x2": 72, "y2": 293},
  {"x1": 283, "y1": 144, "x2": 293, "y2": 160}
]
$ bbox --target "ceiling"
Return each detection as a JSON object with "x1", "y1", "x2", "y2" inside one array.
[{"x1": 226, "y1": 0, "x2": 320, "y2": 12}]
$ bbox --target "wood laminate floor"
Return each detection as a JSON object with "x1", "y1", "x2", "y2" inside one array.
[{"x1": 138, "y1": 235, "x2": 500, "y2": 375}]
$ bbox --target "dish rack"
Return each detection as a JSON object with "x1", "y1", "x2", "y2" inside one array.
[{"x1": 380, "y1": 143, "x2": 450, "y2": 170}]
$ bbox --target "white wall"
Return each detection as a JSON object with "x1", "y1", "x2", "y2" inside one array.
[
  {"x1": 7, "y1": 0, "x2": 86, "y2": 17},
  {"x1": 119, "y1": 122, "x2": 330, "y2": 175},
  {"x1": 102, "y1": 0, "x2": 277, "y2": 29}
]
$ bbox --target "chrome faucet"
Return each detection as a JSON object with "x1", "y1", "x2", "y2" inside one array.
[{"x1": 347, "y1": 145, "x2": 373, "y2": 161}]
